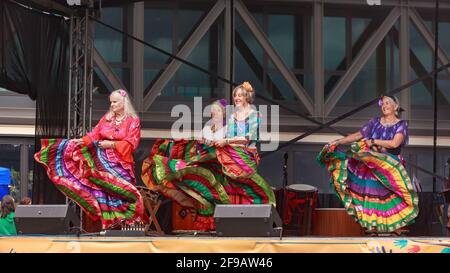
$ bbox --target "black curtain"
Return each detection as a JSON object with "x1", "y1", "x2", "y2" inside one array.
[{"x1": 0, "y1": 1, "x2": 69, "y2": 204}]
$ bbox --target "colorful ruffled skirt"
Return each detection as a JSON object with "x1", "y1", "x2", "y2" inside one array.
[
  {"x1": 141, "y1": 139, "x2": 276, "y2": 230},
  {"x1": 317, "y1": 141, "x2": 419, "y2": 233},
  {"x1": 34, "y1": 138, "x2": 144, "y2": 229}
]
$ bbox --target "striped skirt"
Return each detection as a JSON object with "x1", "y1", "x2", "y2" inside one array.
[
  {"x1": 317, "y1": 141, "x2": 419, "y2": 233},
  {"x1": 34, "y1": 138, "x2": 144, "y2": 229},
  {"x1": 141, "y1": 139, "x2": 275, "y2": 230}
]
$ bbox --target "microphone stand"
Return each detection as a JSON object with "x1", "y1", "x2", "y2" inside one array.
[{"x1": 279, "y1": 152, "x2": 288, "y2": 222}]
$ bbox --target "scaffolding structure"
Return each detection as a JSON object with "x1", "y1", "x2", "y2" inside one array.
[
  {"x1": 66, "y1": 7, "x2": 95, "y2": 229},
  {"x1": 67, "y1": 8, "x2": 94, "y2": 140}
]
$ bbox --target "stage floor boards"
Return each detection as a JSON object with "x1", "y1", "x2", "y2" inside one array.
[{"x1": 1, "y1": 236, "x2": 449, "y2": 253}]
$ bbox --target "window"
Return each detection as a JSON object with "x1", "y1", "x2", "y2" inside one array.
[
  {"x1": 94, "y1": 6, "x2": 128, "y2": 93},
  {"x1": 0, "y1": 140, "x2": 35, "y2": 202},
  {"x1": 0, "y1": 144, "x2": 21, "y2": 201},
  {"x1": 143, "y1": 6, "x2": 216, "y2": 100}
]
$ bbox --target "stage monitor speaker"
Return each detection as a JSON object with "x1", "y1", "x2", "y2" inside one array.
[
  {"x1": 214, "y1": 204, "x2": 282, "y2": 237},
  {"x1": 14, "y1": 204, "x2": 80, "y2": 235}
]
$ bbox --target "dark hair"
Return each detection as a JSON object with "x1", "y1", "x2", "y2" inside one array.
[
  {"x1": 1, "y1": 195, "x2": 15, "y2": 218},
  {"x1": 20, "y1": 197, "x2": 32, "y2": 205}
]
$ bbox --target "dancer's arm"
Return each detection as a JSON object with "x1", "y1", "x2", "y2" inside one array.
[
  {"x1": 112, "y1": 118, "x2": 141, "y2": 162},
  {"x1": 372, "y1": 133, "x2": 404, "y2": 149},
  {"x1": 330, "y1": 131, "x2": 363, "y2": 146},
  {"x1": 213, "y1": 137, "x2": 246, "y2": 147},
  {"x1": 331, "y1": 117, "x2": 378, "y2": 146},
  {"x1": 78, "y1": 115, "x2": 107, "y2": 146},
  {"x1": 370, "y1": 120, "x2": 408, "y2": 149}
]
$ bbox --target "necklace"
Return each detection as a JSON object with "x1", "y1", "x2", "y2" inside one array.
[
  {"x1": 382, "y1": 116, "x2": 398, "y2": 126},
  {"x1": 114, "y1": 114, "x2": 126, "y2": 125},
  {"x1": 235, "y1": 107, "x2": 250, "y2": 121}
]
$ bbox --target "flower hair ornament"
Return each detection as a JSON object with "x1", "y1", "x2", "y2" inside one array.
[
  {"x1": 241, "y1": 81, "x2": 253, "y2": 93},
  {"x1": 378, "y1": 97, "x2": 383, "y2": 107},
  {"x1": 118, "y1": 89, "x2": 127, "y2": 97},
  {"x1": 216, "y1": 98, "x2": 227, "y2": 108}
]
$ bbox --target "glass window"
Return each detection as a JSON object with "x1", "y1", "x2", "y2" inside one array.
[
  {"x1": 149, "y1": 77, "x2": 176, "y2": 98},
  {"x1": 27, "y1": 144, "x2": 35, "y2": 199},
  {"x1": 144, "y1": 7, "x2": 221, "y2": 99},
  {"x1": 113, "y1": 68, "x2": 130, "y2": 92},
  {"x1": 236, "y1": 12, "x2": 308, "y2": 102},
  {"x1": 268, "y1": 14, "x2": 295, "y2": 69},
  {"x1": 176, "y1": 64, "x2": 212, "y2": 98},
  {"x1": 338, "y1": 53, "x2": 377, "y2": 106},
  {"x1": 299, "y1": 73, "x2": 314, "y2": 99},
  {"x1": 267, "y1": 66, "x2": 298, "y2": 101},
  {"x1": 144, "y1": 8, "x2": 173, "y2": 64},
  {"x1": 440, "y1": 22, "x2": 450, "y2": 55},
  {"x1": 411, "y1": 24, "x2": 432, "y2": 72},
  {"x1": 410, "y1": 70, "x2": 432, "y2": 107},
  {"x1": 178, "y1": 9, "x2": 204, "y2": 48},
  {"x1": 324, "y1": 73, "x2": 342, "y2": 99},
  {"x1": 250, "y1": 11, "x2": 265, "y2": 31},
  {"x1": 236, "y1": 13, "x2": 264, "y2": 67},
  {"x1": 0, "y1": 144, "x2": 20, "y2": 201},
  {"x1": 94, "y1": 67, "x2": 113, "y2": 93},
  {"x1": 234, "y1": 49, "x2": 265, "y2": 98},
  {"x1": 385, "y1": 33, "x2": 400, "y2": 92},
  {"x1": 144, "y1": 68, "x2": 161, "y2": 91},
  {"x1": 352, "y1": 18, "x2": 371, "y2": 48},
  {"x1": 95, "y1": 7, "x2": 125, "y2": 63},
  {"x1": 175, "y1": 30, "x2": 212, "y2": 97},
  {"x1": 324, "y1": 17, "x2": 346, "y2": 71}
]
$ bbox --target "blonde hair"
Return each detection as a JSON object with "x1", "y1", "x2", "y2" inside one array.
[
  {"x1": 232, "y1": 81, "x2": 255, "y2": 104},
  {"x1": 106, "y1": 89, "x2": 138, "y2": 120}
]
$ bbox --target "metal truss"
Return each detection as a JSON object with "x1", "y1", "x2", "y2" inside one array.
[{"x1": 67, "y1": 8, "x2": 94, "y2": 139}]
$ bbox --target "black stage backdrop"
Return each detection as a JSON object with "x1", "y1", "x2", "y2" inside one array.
[{"x1": 0, "y1": 0, "x2": 68, "y2": 204}]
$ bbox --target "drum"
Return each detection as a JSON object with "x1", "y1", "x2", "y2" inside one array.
[
  {"x1": 172, "y1": 202, "x2": 197, "y2": 232},
  {"x1": 282, "y1": 184, "x2": 318, "y2": 236}
]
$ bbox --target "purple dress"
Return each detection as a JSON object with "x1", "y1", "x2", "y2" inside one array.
[
  {"x1": 359, "y1": 117, "x2": 409, "y2": 155},
  {"x1": 316, "y1": 116, "x2": 418, "y2": 233}
]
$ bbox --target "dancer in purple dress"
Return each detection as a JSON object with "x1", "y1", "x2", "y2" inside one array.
[{"x1": 317, "y1": 95, "x2": 419, "y2": 234}]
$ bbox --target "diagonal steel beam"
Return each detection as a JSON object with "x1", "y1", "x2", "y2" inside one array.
[
  {"x1": 235, "y1": 0, "x2": 314, "y2": 115},
  {"x1": 325, "y1": 7, "x2": 400, "y2": 116},
  {"x1": 391, "y1": 27, "x2": 450, "y2": 104},
  {"x1": 235, "y1": 32, "x2": 286, "y2": 99},
  {"x1": 324, "y1": 18, "x2": 382, "y2": 93},
  {"x1": 409, "y1": 7, "x2": 450, "y2": 75},
  {"x1": 143, "y1": 0, "x2": 226, "y2": 111},
  {"x1": 93, "y1": 47, "x2": 126, "y2": 90}
]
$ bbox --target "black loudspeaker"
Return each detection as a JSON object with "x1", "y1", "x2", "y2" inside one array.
[
  {"x1": 214, "y1": 204, "x2": 282, "y2": 237},
  {"x1": 14, "y1": 204, "x2": 80, "y2": 235}
]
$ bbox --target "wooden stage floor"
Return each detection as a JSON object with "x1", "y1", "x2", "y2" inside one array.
[{"x1": 1, "y1": 236, "x2": 449, "y2": 253}]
